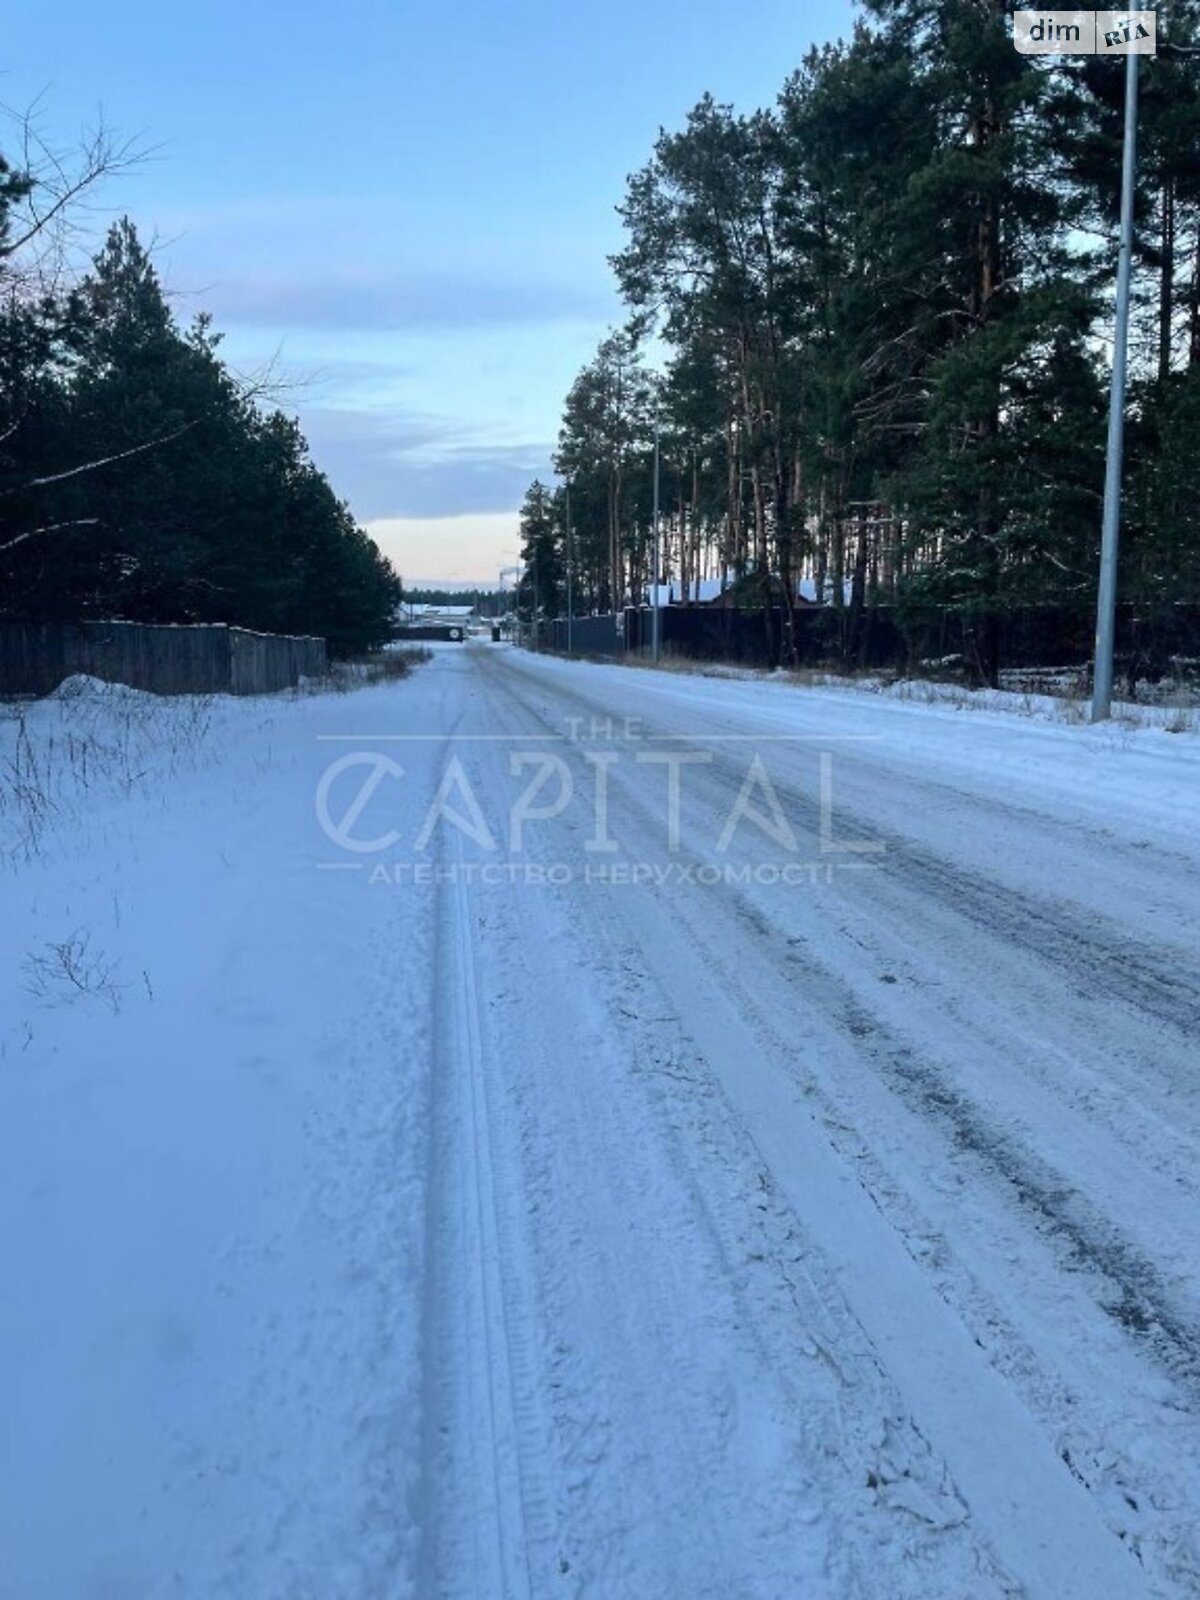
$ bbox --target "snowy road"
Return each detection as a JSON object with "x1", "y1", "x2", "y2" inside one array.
[
  {"x1": 3, "y1": 646, "x2": 1199, "y2": 1598},
  {"x1": 401, "y1": 645, "x2": 1200, "y2": 1600}
]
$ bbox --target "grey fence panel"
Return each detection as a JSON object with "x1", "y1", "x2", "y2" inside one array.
[
  {"x1": 0, "y1": 622, "x2": 74, "y2": 697},
  {"x1": 549, "y1": 615, "x2": 621, "y2": 657},
  {"x1": 0, "y1": 621, "x2": 327, "y2": 698},
  {"x1": 82, "y1": 622, "x2": 232, "y2": 694},
  {"x1": 228, "y1": 628, "x2": 327, "y2": 695}
]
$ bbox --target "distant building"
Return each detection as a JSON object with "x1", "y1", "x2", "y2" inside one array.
[
  {"x1": 396, "y1": 601, "x2": 476, "y2": 627},
  {"x1": 646, "y1": 579, "x2": 726, "y2": 606},
  {"x1": 392, "y1": 601, "x2": 476, "y2": 642},
  {"x1": 643, "y1": 576, "x2": 835, "y2": 609}
]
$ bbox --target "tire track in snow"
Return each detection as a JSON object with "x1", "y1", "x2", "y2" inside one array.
[
  {"x1": 725, "y1": 886, "x2": 1200, "y2": 1394},
  {"x1": 490, "y1": 646, "x2": 1200, "y2": 1037},
  {"x1": 464, "y1": 663, "x2": 900, "y2": 1597},
  {"x1": 419, "y1": 728, "x2": 551, "y2": 1599},
  {"x1": 472, "y1": 648, "x2": 1190, "y2": 1595},
  {"x1": 866, "y1": 835, "x2": 1199, "y2": 1041},
  {"x1": 569, "y1": 798, "x2": 1156, "y2": 1599},
  {"x1": 486, "y1": 656, "x2": 1200, "y2": 1382}
]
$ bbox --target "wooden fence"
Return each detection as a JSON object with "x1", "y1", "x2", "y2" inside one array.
[{"x1": 0, "y1": 621, "x2": 327, "y2": 698}]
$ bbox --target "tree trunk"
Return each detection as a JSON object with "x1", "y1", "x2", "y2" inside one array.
[
  {"x1": 968, "y1": 75, "x2": 1003, "y2": 689},
  {"x1": 815, "y1": 480, "x2": 828, "y2": 604},
  {"x1": 847, "y1": 504, "x2": 869, "y2": 666},
  {"x1": 1159, "y1": 177, "x2": 1175, "y2": 383}
]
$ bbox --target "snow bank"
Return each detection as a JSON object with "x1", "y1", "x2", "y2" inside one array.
[{"x1": 0, "y1": 676, "x2": 443, "y2": 1597}]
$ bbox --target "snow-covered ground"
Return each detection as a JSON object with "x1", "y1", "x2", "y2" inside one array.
[{"x1": 2, "y1": 646, "x2": 1198, "y2": 1598}]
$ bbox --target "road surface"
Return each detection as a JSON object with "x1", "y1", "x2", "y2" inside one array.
[
  {"x1": 3, "y1": 645, "x2": 1198, "y2": 1599},
  {"x1": 400, "y1": 644, "x2": 1200, "y2": 1599}
]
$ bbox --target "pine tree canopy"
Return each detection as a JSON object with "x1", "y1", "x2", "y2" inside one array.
[
  {"x1": 532, "y1": 1, "x2": 1200, "y2": 683},
  {"x1": 1, "y1": 202, "x2": 401, "y2": 655}
]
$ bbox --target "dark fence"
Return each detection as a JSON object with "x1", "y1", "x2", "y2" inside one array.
[
  {"x1": 854, "y1": 603, "x2": 1200, "y2": 679},
  {"x1": 546, "y1": 614, "x2": 622, "y2": 657},
  {"x1": 393, "y1": 624, "x2": 467, "y2": 642},
  {"x1": 0, "y1": 621, "x2": 327, "y2": 698},
  {"x1": 543, "y1": 602, "x2": 1200, "y2": 682},
  {"x1": 625, "y1": 606, "x2": 788, "y2": 666}
]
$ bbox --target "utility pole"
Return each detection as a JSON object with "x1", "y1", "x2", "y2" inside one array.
[
  {"x1": 565, "y1": 483, "x2": 574, "y2": 657},
  {"x1": 532, "y1": 541, "x2": 540, "y2": 653},
  {"x1": 1092, "y1": 2, "x2": 1141, "y2": 722},
  {"x1": 651, "y1": 426, "x2": 661, "y2": 664}
]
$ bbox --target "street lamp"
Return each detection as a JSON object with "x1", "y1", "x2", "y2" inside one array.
[
  {"x1": 1092, "y1": 2, "x2": 1143, "y2": 721},
  {"x1": 565, "y1": 483, "x2": 574, "y2": 657},
  {"x1": 651, "y1": 426, "x2": 661, "y2": 664}
]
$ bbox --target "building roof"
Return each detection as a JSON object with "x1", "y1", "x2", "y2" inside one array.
[{"x1": 397, "y1": 602, "x2": 476, "y2": 619}]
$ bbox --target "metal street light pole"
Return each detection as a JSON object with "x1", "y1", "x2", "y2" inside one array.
[
  {"x1": 1092, "y1": 5, "x2": 1142, "y2": 722},
  {"x1": 565, "y1": 483, "x2": 574, "y2": 657},
  {"x1": 532, "y1": 540, "x2": 540, "y2": 653},
  {"x1": 651, "y1": 426, "x2": 661, "y2": 664}
]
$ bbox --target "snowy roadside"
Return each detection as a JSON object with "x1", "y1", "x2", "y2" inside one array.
[
  {"x1": 0, "y1": 671, "x2": 449, "y2": 1600},
  {"x1": 791, "y1": 669, "x2": 1199, "y2": 731},
  {"x1": 620, "y1": 654, "x2": 1199, "y2": 733}
]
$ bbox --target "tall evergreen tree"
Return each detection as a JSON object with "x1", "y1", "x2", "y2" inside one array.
[
  {"x1": 517, "y1": 479, "x2": 564, "y2": 629},
  {"x1": 1, "y1": 211, "x2": 400, "y2": 652}
]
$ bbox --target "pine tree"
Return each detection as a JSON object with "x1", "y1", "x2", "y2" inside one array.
[
  {"x1": 1, "y1": 210, "x2": 400, "y2": 652},
  {"x1": 517, "y1": 480, "x2": 564, "y2": 632}
]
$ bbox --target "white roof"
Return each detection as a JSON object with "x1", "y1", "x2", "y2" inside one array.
[
  {"x1": 399, "y1": 603, "x2": 475, "y2": 618},
  {"x1": 647, "y1": 579, "x2": 725, "y2": 605},
  {"x1": 797, "y1": 578, "x2": 853, "y2": 603}
]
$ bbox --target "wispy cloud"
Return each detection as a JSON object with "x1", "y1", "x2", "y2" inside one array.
[
  {"x1": 299, "y1": 406, "x2": 553, "y2": 520},
  {"x1": 207, "y1": 270, "x2": 608, "y2": 334}
]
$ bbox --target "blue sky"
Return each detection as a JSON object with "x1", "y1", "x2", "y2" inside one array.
[{"x1": 9, "y1": 0, "x2": 855, "y2": 584}]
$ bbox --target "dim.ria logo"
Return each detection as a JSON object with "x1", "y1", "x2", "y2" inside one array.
[{"x1": 1013, "y1": 10, "x2": 1157, "y2": 54}]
